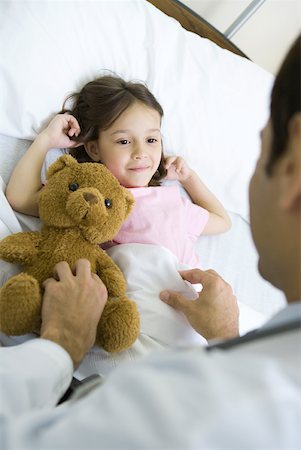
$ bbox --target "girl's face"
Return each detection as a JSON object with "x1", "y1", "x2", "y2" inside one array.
[{"x1": 85, "y1": 102, "x2": 162, "y2": 187}]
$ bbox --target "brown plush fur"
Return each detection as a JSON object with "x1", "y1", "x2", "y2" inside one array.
[{"x1": 0, "y1": 155, "x2": 140, "y2": 352}]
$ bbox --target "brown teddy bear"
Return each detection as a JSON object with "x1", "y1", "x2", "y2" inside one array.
[{"x1": 0, "y1": 155, "x2": 140, "y2": 353}]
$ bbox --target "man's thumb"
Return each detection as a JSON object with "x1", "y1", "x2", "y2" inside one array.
[{"x1": 159, "y1": 290, "x2": 188, "y2": 313}]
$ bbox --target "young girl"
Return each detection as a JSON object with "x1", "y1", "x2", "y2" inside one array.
[{"x1": 6, "y1": 76, "x2": 231, "y2": 269}]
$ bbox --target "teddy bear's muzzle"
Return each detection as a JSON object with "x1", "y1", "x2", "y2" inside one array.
[{"x1": 66, "y1": 188, "x2": 108, "y2": 225}]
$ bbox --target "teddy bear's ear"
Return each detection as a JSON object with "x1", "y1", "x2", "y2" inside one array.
[
  {"x1": 122, "y1": 187, "x2": 135, "y2": 219},
  {"x1": 46, "y1": 155, "x2": 77, "y2": 180}
]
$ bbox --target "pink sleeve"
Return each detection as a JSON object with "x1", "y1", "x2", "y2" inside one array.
[{"x1": 182, "y1": 197, "x2": 209, "y2": 236}]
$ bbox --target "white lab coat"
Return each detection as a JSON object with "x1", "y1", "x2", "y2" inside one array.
[{"x1": 0, "y1": 303, "x2": 300, "y2": 450}]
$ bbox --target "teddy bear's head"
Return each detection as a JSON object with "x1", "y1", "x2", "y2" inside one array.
[{"x1": 38, "y1": 155, "x2": 134, "y2": 244}]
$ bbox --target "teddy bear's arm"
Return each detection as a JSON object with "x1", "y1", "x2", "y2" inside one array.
[
  {"x1": 0, "y1": 232, "x2": 42, "y2": 265},
  {"x1": 95, "y1": 250, "x2": 127, "y2": 297}
]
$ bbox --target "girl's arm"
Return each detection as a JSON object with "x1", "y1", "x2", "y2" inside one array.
[
  {"x1": 165, "y1": 156, "x2": 231, "y2": 235},
  {"x1": 6, "y1": 114, "x2": 80, "y2": 217}
]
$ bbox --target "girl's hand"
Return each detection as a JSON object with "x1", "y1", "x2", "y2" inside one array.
[
  {"x1": 39, "y1": 114, "x2": 81, "y2": 149},
  {"x1": 165, "y1": 156, "x2": 192, "y2": 182}
]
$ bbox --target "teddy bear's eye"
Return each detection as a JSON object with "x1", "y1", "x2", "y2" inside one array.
[
  {"x1": 104, "y1": 198, "x2": 112, "y2": 208},
  {"x1": 69, "y1": 183, "x2": 79, "y2": 192}
]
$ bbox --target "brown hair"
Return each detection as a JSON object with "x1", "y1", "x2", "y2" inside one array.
[
  {"x1": 61, "y1": 75, "x2": 167, "y2": 185},
  {"x1": 267, "y1": 35, "x2": 301, "y2": 174}
]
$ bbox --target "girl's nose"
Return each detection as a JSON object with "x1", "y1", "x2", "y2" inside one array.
[{"x1": 132, "y1": 143, "x2": 147, "y2": 159}]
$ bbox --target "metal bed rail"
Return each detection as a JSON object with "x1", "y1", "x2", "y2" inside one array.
[{"x1": 224, "y1": 0, "x2": 266, "y2": 39}]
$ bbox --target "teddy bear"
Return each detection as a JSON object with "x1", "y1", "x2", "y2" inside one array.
[{"x1": 0, "y1": 154, "x2": 140, "y2": 353}]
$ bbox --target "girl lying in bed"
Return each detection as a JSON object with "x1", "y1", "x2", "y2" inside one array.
[
  {"x1": 5, "y1": 75, "x2": 231, "y2": 375},
  {"x1": 6, "y1": 75, "x2": 231, "y2": 264}
]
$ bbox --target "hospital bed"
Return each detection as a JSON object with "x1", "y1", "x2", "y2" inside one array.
[{"x1": 0, "y1": 0, "x2": 285, "y2": 366}]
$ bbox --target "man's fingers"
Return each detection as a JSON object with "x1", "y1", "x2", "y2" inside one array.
[
  {"x1": 42, "y1": 277, "x2": 55, "y2": 289},
  {"x1": 178, "y1": 269, "x2": 207, "y2": 284},
  {"x1": 91, "y1": 272, "x2": 107, "y2": 290},
  {"x1": 53, "y1": 261, "x2": 73, "y2": 280},
  {"x1": 73, "y1": 259, "x2": 91, "y2": 278},
  {"x1": 178, "y1": 268, "x2": 225, "y2": 285},
  {"x1": 160, "y1": 290, "x2": 191, "y2": 313},
  {"x1": 50, "y1": 260, "x2": 95, "y2": 283},
  {"x1": 206, "y1": 269, "x2": 222, "y2": 278}
]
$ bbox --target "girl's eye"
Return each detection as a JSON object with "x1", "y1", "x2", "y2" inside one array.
[
  {"x1": 69, "y1": 182, "x2": 79, "y2": 191},
  {"x1": 118, "y1": 139, "x2": 130, "y2": 145},
  {"x1": 148, "y1": 138, "x2": 158, "y2": 143}
]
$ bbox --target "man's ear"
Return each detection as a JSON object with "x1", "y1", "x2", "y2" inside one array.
[
  {"x1": 278, "y1": 112, "x2": 301, "y2": 211},
  {"x1": 85, "y1": 141, "x2": 100, "y2": 162}
]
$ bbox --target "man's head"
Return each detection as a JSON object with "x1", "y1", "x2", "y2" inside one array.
[{"x1": 249, "y1": 36, "x2": 301, "y2": 302}]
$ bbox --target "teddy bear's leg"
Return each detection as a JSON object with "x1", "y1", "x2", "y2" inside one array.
[
  {"x1": 96, "y1": 297, "x2": 140, "y2": 353},
  {"x1": 0, "y1": 273, "x2": 41, "y2": 335}
]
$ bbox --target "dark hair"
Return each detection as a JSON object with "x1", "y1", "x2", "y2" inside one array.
[
  {"x1": 61, "y1": 75, "x2": 167, "y2": 185},
  {"x1": 267, "y1": 35, "x2": 301, "y2": 174}
]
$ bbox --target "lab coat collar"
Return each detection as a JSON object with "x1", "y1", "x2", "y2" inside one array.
[{"x1": 263, "y1": 301, "x2": 301, "y2": 330}]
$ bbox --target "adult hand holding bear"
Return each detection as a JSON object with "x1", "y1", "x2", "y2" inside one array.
[{"x1": 41, "y1": 259, "x2": 107, "y2": 368}]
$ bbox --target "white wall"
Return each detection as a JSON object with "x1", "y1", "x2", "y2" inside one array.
[{"x1": 181, "y1": 0, "x2": 301, "y2": 74}]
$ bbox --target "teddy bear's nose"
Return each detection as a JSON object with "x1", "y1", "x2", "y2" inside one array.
[{"x1": 83, "y1": 192, "x2": 99, "y2": 205}]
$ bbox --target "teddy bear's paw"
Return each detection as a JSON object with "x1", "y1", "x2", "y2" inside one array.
[
  {"x1": 0, "y1": 273, "x2": 41, "y2": 335},
  {"x1": 96, "y1": 297, "x2": 140, "y2": 353},
  {"x1": 100, "y1": 268, "x2": 127, "y2": 298}
]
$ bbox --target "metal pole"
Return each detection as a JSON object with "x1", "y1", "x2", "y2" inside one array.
[{"x1": 224, "y1": 0, "x2": 266, "y2": 39}]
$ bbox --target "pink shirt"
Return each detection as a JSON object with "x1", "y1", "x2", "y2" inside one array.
[{"x1": 111, "y1": 185, "x2": 209, "y2": 267}]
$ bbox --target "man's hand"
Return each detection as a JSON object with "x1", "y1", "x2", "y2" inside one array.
[
  {"x1": 40, "y1": 259, "x2": 107, "y2": 367},
  {"x1": 160, "y1": 269, "x2": 239, "y2": 341}
]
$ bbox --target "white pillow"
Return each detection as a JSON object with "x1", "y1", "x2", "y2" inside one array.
[{"x1": 0, "y1": 0, "x2": 274, "y2": 220}]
